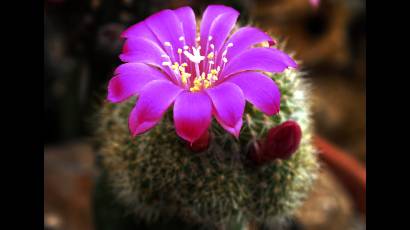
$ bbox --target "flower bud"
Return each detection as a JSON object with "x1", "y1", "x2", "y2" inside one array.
[{"x1": 250, "y1": 120, "x2": 302, "y2": 165}]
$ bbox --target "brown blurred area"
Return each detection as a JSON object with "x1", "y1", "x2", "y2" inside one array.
[
  {"x1": 44, "y1": 0, "x2": 365, "y2": 229},
  {"x1": 251, "y1": 0, "x2": 366, "y2": 162},
  {"x1": 45, "y1": 142, "x2": 97, "y2": 230}
]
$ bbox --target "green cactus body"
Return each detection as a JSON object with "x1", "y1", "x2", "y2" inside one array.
[{"x1": 96, "y1": 67, "x2": 318, "y2": 228}]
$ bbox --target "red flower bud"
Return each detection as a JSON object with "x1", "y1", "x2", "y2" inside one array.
[
  {"x1": 187, "y1": 130, "x2": 210, "y2": 152},
  {"x1": 250, "y1": 120, "x2": 302, "y2": 165}
]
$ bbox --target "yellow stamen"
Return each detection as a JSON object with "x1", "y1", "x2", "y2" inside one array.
[
  {"x1": 171, "y1": 62, "x2": 179, "y2": 71},
  {"x1": 181, "y1": 75, "x2": 187, "y2": 84},
  {"x1": 207, "y1": 52, "x2": 214, "y2": 59},
  {"x1": 204, "y1": 80, "x2": 210, "y2": 88}
]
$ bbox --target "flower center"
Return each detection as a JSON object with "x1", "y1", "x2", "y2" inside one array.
[{"x1": 161, "y1": 36, "x2": 233, "y2": 92}]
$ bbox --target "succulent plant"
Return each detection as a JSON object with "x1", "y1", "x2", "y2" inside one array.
[{"x1": 94, "y1": 5, "x2": 318, "y2": 229}]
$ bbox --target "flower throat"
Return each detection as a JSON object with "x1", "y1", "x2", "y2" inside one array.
[{"x1": 161, "y1": 35, "x2": 233, "y2": 92}]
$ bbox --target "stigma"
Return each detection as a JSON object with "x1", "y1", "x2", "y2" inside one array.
[{"x1": 183, "y1": 46, "x2": 204, "y2": 64}]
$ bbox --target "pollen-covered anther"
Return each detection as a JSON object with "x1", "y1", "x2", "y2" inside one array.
[
  {"x1": 190, "y1": 77, "x2": 202, "y2": 92},
  {"x1": 207, "y1": 52, "x2": 214, "y2": 59},
  {"x1": 164, "y1": 41, "x2": 172, "y2": 47},
  {"x1": 179, "y1": 36, "x2": 185, "y2": 41},
  {"x1": 177, "y1": 48, "x2": 183, "y2": 54},
  {"x1": 171, "y1": 62, "x2": 179, "y2": 70},
  {"x1": 181, "y1": 72, "x2": 190, "y2": 84},
  {"x1": 204, "y1": 80, "x2": 210, "y2": 88}
]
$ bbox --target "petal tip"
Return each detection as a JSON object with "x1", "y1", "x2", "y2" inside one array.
[
  {"x1": 129, "y1": 121, "x2": 157, "y2": 137},
  {"x1": 223, "y1": 119, "x2": 243, "y2": 138},
  {"x1": 107, "y1": 88, "x2": 120, "y2": 103},
  {"x1": 267, "y1": 103, "x2": 281, "y2": 116},
  {"x1": 130, "y1": 129, "x2": 138, "y2": 137},
  {"x1": 174, "y1": 5, "x2": 194, "y2": 12},
  {"x1": 106, "y1": 94, "x2": 117, "y2": 103},
  {"x1": 186, "y1": 130, "x2": 211, "y2": 153}
]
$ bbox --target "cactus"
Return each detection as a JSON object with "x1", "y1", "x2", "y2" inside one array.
[{"x1": 95, "y1": 65, "x2": 318, "y2": 228}]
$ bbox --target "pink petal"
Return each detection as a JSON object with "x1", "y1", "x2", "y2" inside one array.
[
  {"x1": 200, "y1": 5, "x2": 239, "y2": 54},
  {"x1": 119, "y1": 37, "x2": 174, "y2": 77},
  {"x1": 206, "y1": 11, "x2": 239, "y2": 55},
  {"x1": 121, "y1": 21, "x2": 158, "y2": 42},
  {"x1": 128, "y1": 106, "x2": 158, "y2": 136},
  {"x1": 223, "y1": 26, "x2": 275, "y2": 60},
  {"x1": 128, "y1": 80, "x2": 183, "y2": 136},
  {"x1": 173, "y1": 91, "x2": 212, "y2": 143},
  {"x1": 220, "y1": 48, "x2": 297, "y2": 78},
  {"x1": 226, "y1": 71, "x2": 280, "y2": 115},
  {"x1": 214, "y1": 115, "x2": 243, "y2": 138},
  {"x1": 206, "y1": 82, "x2": 245, "y2": 137},
  {"x1": 145, "y1": 9, "x2": 185, "y2": 62},
  {"x1": 107, "y1": 63, "x2": 168, "y2": 103},
  {"x1": 174, "y1": 6, "x2": 197, "y2": 48}
]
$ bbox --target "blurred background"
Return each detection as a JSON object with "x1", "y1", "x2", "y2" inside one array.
[{"x1": 44, "y1": 0, "x2": 366, "y2": 229}]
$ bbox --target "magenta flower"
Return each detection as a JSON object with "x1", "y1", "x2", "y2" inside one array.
[{"x1": 107, "y1": 5, "x2": 297, "y2": 143}]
